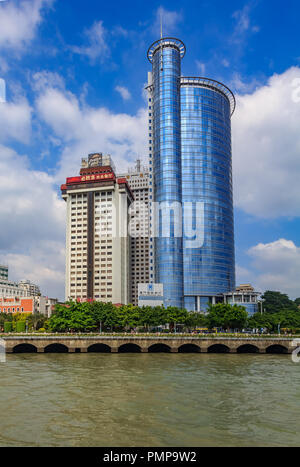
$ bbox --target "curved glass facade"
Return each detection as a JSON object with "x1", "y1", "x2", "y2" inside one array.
[
  {"x1": 148, "y1": 39, "x2": 235, "y2": 311},
  {"x1": 181, "y1": 82, "x2": 235, "y2": 311},
  {"x1": 152, "y1": 40, "x2": 184, "y2": 308}
]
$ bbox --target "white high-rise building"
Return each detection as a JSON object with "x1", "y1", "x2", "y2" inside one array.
[
  {"x1": 61, "y1": 153, "x2": 133, "y2": 304},
  {"x1": 119, "y1": 160, "x2": 150, "y2": 305}
]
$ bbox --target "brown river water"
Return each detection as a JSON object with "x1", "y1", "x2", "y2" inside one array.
[{"x1": 0, "y1": 353, "x2": 299, "y2": 447}]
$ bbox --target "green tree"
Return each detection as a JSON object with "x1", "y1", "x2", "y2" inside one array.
[
  {"x1": 206, "y1": 303, "x2": 227, "y2": 329},
  {"x1": 294, "y1": 298, "x2": 300, "y2": 307},
  {"x1": 166, "y1": 307, "x2": 189, "y2": 331},
  {"x1": 185, "y1": 312, "x2": 208, "y2": 331},
  {"x1": 118, "y1": 304, "x2": 140, "y2": 330},
  {"x1": 223, "y1": 304, "x2": 248, "y2": 331},
  {"x1": 29, "y1": 313, "x2": 47, "y2": 331},
  {"x1": 67, "y1": 302, "x2": 95, "y2": 332},
  {"x1": 261, "y1": 291, "x2": 297, "y2": 314},
  {"x1": 48, "y1": 302, "x2": 74, "y2": 332}
]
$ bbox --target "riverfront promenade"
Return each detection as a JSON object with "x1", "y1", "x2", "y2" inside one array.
[{"x1": 1, "y1": 335, "x2": 297, "y2": 354}]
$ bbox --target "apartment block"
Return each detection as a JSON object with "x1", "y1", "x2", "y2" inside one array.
[
  {"x1": 119, "y1": 160, "x2": 150, "y2": 305},
  {"x1": 61, "y1": 153, "x2": 133, "y2": 305}
]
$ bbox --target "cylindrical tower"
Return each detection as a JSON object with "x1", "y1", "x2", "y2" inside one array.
[
  {"x1": 180, "y1": 77, "x2": 236, "y2": 311},
  {"x1": 147, "y1": 38, "x2": 186, "y2": 308}
]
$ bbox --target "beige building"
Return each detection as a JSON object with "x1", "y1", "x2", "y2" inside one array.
[
  {"x1": 19, "y1": 280, "x2": 41, "y2": 297},
  {"x1": 61, "y1": 153, "x2": 133, "y2": 305},
  {"x1": 119, "y1": 160, "x2": 150, "y2": 305}
]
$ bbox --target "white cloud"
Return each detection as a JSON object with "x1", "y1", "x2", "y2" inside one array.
[
  {"x1": 0, "y1": 0, "x2": 53, "y2": 51},
  {"x1": 236, "y1": 264, "x2": 252, "y2": 283},
  {"x1": 231, "y1": 3, "x2": 259, "y2": 43},
  {"x1": 0, "y1": 98, "x2": 32, "y2": 143},
  {"x1": 195, "y1": 61, "x2": 206, "y2": 76},
  {"x1": 70, "y1": 20, "x2": 110, "y2": 63},
  {"x1": 0, "y1": 144, "x2": 66, "y2": 299},
  {"x1": 232, "y1": 66, "x2": 300, "y2": 218},
  {"x1": 232, "y1": 5, "x2": 251, "y2": 35},
  {"x1": 222, "y1": 59, "x2": 230, "y2": 68},
  {"x1": 32, "y1": 71, "x2": 65, "y2": 92},
  {"x1": 247, "y1": 239, "x2": 300, "y2": 299},
  {"x1": 154, "y1": 6, "x2": 183, "y2": 36},
  {"x1": 115, "y1": 85, "x2": 131, "y2": 101},
  {"x1": 229, "y1": 72, "x2": 262, "y2": 94}
]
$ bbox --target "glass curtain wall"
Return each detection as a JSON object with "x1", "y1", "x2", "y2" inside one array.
[
  {"x1": 152, "y1": 40, "x2": 184, "y2": 308},
  {"x1": 181, "y1": 81, "x2": 236, "y2": 311},
  {"x1": 148, "y1": 39, "x2": 236, "y2": 312}
]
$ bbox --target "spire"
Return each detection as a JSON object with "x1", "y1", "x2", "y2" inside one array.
[{"x1": 160, "y1": 11, "x2": 164, "y2": 72}]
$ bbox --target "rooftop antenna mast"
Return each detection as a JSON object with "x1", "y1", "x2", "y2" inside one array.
[{"x1": 160, "y1": 11, "x2": 164, "y2": 72}]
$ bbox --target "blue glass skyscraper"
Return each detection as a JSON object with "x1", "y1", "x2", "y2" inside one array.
[{"x1": 147, "y1": 38, "x2": 236, "y2": 311}]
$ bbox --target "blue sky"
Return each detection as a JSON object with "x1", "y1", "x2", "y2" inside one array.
[{"x1": 0, "y1": 0, "x2": 300, "y2": 300}]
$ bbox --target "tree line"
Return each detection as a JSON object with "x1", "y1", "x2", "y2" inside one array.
[
  {"x1": 1, "y1": 290, "x2": 300, "y2": 334},
  {"x1": 47, "y1": 301, "x2": 250, "y2": 333}
]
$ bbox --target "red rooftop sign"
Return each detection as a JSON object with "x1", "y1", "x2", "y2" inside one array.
[{"x1": 66, "y1": 173, "x2": 115, "y2": 185}]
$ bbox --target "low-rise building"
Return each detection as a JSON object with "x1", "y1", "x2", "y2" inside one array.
[
  {"x1": 19, "y1": 280, "x2": 41, "y2": 297},
  {"x1": 138, "y1": 283, "x2": 164, "y2": 307},
  {"x1": 0, "y1": 279, "x2": 29, "y2": 298},
  {"x1": 223, "y1": 284, "x2": 260, "y2": 316},
  {"x1": 0, "y1": 296, "x2": 58, "y2": 316}
]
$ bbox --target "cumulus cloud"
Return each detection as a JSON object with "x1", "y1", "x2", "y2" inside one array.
[
  {"x1": 0, "y1": 144, "x2": 66, "y2": 299},
  {"x1": 0, "y1": 0, "x2": 53, "y2": 51},
  {"x1": 233, "y1": 66, "x2": 300, "y2": 218},
  {"x1": 34, "y1": 77, "x2": 147, "y2": 178},
  {"x1": 115, "y1": 85, "x2": 131, "y2": 101},
  {"x1": 1, "y1": 242, "x2": 65, "y2": 300},
  {"x1": 70, "y1": 20, "x2": 110, "y2": 63},
  {"x1": 247, "y1": 239, "x2": 300, "y2": 299}
]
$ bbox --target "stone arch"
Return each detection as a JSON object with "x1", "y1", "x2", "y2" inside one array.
[
  {"x1": 148, "y1": 343, "x2": 171, "y2": 353},
  {"x1": 44, "y1": 343, "x2": 69, "y2": 353},
  {"x1": 118, "y1": 343, "x2": 141, "y2": 353},
  {"x1": 237, "y1": 344, "x2": 259, "y2": 354},
  {"x1": 13, "y1": 344, "x2": 38, "y2": 354},
  {"x1": 88, "y1": 344, "x2": 111, "y2": 353},
  {"x1": 266, "y1": 344, "x2": 288, "y2": 354},
  {"x1": 207, "y1": 344, "x2": 230, "y2": 353},
  {"x1": 178, "y1": 344, "x2": 201, "y2": 353}
]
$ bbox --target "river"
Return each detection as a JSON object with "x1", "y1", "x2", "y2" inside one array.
[{"x1": 0, "y1": 353, "x2": 299, "y2": 447}]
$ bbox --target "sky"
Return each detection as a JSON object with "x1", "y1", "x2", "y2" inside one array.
[{"x1": 0, "y1": 0, "x2": 300, "y2": 301}]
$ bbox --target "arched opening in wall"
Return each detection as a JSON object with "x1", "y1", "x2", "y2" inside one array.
[
  {"x1": 266, "y1": 344, "x2": 288, "y2": 354},
  {"x1": 44, "y1": 344, "x2": 69, "y2": 353},
  {"x1": 13, "y1": 344, "x2": 38, "y2": 354},
  {"x1": 237, "y1": 344, "x2": 259, "y2": 354},
  {"x1": 178, "y1": 344, "x2": 200, "y2": 353},
  {"x1": 118, "y1": 344, "x2": 141, "y2": 353},
  {"x1": 207, "y1": 344, "x2": 230, "y2": 354},
  {"x1": 88, "y1": 344, "x2": 111, "y2": 353},
  {"x1": 148, "y1": 343, "x2": 171, "y2": 353}
]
